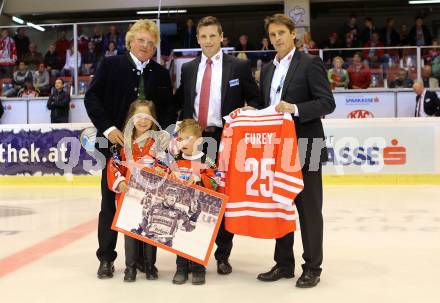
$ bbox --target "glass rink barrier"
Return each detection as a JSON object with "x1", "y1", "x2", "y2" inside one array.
[{"x1": 0, "y1": 19, "x2": 160, "y2": 98}]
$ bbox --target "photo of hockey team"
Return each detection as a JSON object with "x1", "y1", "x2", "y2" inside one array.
[{"x1": 113, "y1": 167, "x2": 226, "y2": 265}]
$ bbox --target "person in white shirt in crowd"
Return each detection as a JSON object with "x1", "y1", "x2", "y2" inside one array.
[{"x1": 63, "y1": 43, "x2": 81, "y2": 76}]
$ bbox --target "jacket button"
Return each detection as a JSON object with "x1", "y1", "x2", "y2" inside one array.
[
  {"x1": 137, "y1": 71, "x2": 141, "y2": 76},
  {"x1": 134, "y1": 87, "x2": 138, "y2": 91}
]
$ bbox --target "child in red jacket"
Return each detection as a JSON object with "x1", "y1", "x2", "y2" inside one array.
[
  {"x1": 167, "y1": 119, "x2": 219, "y2": 285},
  {"x1": 107, "y1": 99, "x2": 163, "y2": 282}
]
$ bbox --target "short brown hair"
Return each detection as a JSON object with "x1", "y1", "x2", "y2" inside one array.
[
  {"x1": 264, "y1": 14, "x2": 295, "y2": 33},
  {"x1": 178, "y1": 119, "x2": 203, "y2": 138},
  {"x1": 197, "y1": 16, "x2": 223, "y2": 35}
]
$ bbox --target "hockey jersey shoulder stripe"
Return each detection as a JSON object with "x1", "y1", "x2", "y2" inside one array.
[
  {"x1": 225, "y1": 210, "x2": 296, "y2": 221},
  {"x1": 228, "y1": 120, "x2": 283, "y2": 128},
  {"x1": 230, "y1": 117, "x2": 284, "y2": 124},
  {"x1": 227, "y1": 207, "x2": 295, "y2": 215},
  {"x1": 230, "y1": 114, "x2": 284, "y2": 123},
  {"x1": 235, "y1": 113, "x2": 283, "y2": 119},
  {"x1": 226, "y1": 201, "x2": 295, "y2": 211},
  {"x1": 273, "y1": 193, "x2": 294, "y2": 206},
  {"x1": 274, "y1": 171, "x2": 304, "y2": 187},
  {"x1": 273, "y1": 180, "x2": 303, "y2": 194}
]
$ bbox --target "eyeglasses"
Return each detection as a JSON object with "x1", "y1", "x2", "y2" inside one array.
[{"x1": 135, "y1": 38, "x2": 156, "y2": 48}]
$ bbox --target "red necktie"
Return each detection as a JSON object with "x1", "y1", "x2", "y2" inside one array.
[{"x1": 198, "y1": 58, "x2": 212, "y2": 129}]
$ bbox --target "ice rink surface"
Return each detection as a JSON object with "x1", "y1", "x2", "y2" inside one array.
[{"x1": 0, "y1": 184, "x2": 439, "y2": 303}]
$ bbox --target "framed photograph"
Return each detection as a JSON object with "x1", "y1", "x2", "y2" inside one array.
[{"x1": 111, "y1": 167, "x2": 227, "y2": 266}]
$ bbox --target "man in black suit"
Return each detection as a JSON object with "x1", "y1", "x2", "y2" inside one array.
[
  {"x1": 84, "y1": 19, "x2": 175, "y2": 280},
  {"x1": 257, "y1": 14, "x2": 335, "y2": 288},
  {"x1": 413, "y1": 81, "x2": 440, "y2": 117},
  {"x1": 175, "y1": 16, "x2": 262, "y2": 282}
]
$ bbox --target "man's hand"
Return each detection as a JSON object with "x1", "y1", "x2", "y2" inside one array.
[
  {"x1": 108, "y1": 128, "x2": 124, "y2": 146},
  {"x1": 275, "y1": 101, "x2": 296, "y2": 114},
  {"x1": 118, "y1": 181, "x2": 129, "y2": 193},
  {"x1": 241, "y1": 106, "x2": 256, "y2": 111}
]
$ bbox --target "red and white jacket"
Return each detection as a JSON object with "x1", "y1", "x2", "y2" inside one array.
[
  {"x1": 0, "y1": 36, "x2": 17, "y2": 66},
  {"x1": 107, "y1": 138, "x2": 156, "y2": 200},
  {"x1": 217, "y1": 106, "x2": 304, "y2": 239}
]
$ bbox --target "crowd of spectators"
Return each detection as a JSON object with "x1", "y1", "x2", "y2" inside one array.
[
  {"x1": 1, "y1": 14, "x2": 440, "y2": 96},
  {"x1": 0, "y1": 24, "x2": 132, "y2": 97},
  {"x1": 317, "y1": 15, "x2": 440, "y2": 89},
  {"x1": 177, "y1": 15, "x2": 440, "y2": 90}
]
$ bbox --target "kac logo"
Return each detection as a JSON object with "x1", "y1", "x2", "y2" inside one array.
[{"x1": 347, "y1": 110, "x2": 374, "y2": 119}]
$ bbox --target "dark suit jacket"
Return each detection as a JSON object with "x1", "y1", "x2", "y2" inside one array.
[
  {"x1": 0, "y1": 99, "x2": 4, "y2": 120},
  {"x1": 419, "y1": 90, "x2": 440, "y2": 116},
  {"x1": 260, "y1": 50, "x2": 336, "y2": 164},
  {"x1": 85, "y1": 54, "x2": 175, "y2": 133},
  {"x1": 176, "y1": 53, "x2": 262, "y2": 122},
  {"x1": 409, "y1": 25, "x2": 432, "y2": 46},
  {"x1": 84, "y1": 54, "x2": 175, "y2": 156}
]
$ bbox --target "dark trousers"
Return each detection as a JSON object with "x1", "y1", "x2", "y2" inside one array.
[
  {"x1": 202, "y1": 127, "x2": 235, "y2": 262},
  {"x1": 125, "y1": 235, "x2": 157, "y2": 269},
  {"x1": 214, "y1": 215, "x2": 234, "y2": 261},
  {"x1": 96, "y1": 165, "x2": 118, "y2": 262},
  {"x1": 274, "y1": 165, "x2": 323, "y2": 275},
  {"x1": 96, "y1": 163, "x2": 150, "y2": 266},
  {"x1": 176, "y1": 255, "x2": 205, "y2": 272}
]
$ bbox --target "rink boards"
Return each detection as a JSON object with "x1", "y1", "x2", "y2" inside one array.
[{"x1": 1, "y1": 118, "x2": 440, "y2": 185}]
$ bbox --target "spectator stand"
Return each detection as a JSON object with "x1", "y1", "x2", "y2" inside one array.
[{"x1": 0, "y1": 18, "x2": 161, "y2": 96}]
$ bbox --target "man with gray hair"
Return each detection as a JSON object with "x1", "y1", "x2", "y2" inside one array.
[
  {"x1": 412, "y1": 81, "x2": 440, "y2": 117},
  {"x1": 85, "y1": 19, "x2": 175, "y2": 280}
]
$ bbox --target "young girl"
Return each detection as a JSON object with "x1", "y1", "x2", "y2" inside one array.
[{"x1": 107, "y1": 99, "x2": 160, "y2": 282}]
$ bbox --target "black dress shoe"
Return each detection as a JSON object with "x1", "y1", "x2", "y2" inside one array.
[
  {"x1": 123, "y1": 267, "x2": 137, "y2": 282},
  {"x1": 257, "y1": 265, "x2": 294, "y2": 282},
  {"x1": 145, "y1": 265, "x2": 158, "y2": 280},
  {"x1": 97, "y1": 261, "x2": 115, "y2": 279},
  {"x1": 296, "y1": 270, "x2": 320, "y2": 288},
  {"x1": 217, "y1": 260, "x2": 232, "y2": 275}
]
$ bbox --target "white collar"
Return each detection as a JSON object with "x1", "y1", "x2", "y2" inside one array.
[
  {"x1": 182, "y1": 152, "x2": 204, "y2": 161},
  {"x1": 201, "y1": 49, "x2": 223, "y2": 65},
  {"x1": 130, "y1": 52, "x2": 149, "y2": 70},
  {"x1": 273, "y1": 47, "x2": 295, "y2": 68}
]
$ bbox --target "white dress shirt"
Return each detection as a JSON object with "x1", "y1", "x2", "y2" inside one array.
[
  {"x1": 416, "y1": 89, "x2": 428, "y2": 117},
  {"x1": 129, "y1": 52, "x2": 149, "y2": 73},
  {"x1": 103, "y1": 52, "x2": 150, "y2": 139},
  {"x1": 63, "y1": 50, "x2": 81, "y2": 70},
  {"x1": 193, "y1": 49, "x2": 223, "y2": 128},
  {"x1": 270, "y1": 47, "x2": 299, "y2": 116}
]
